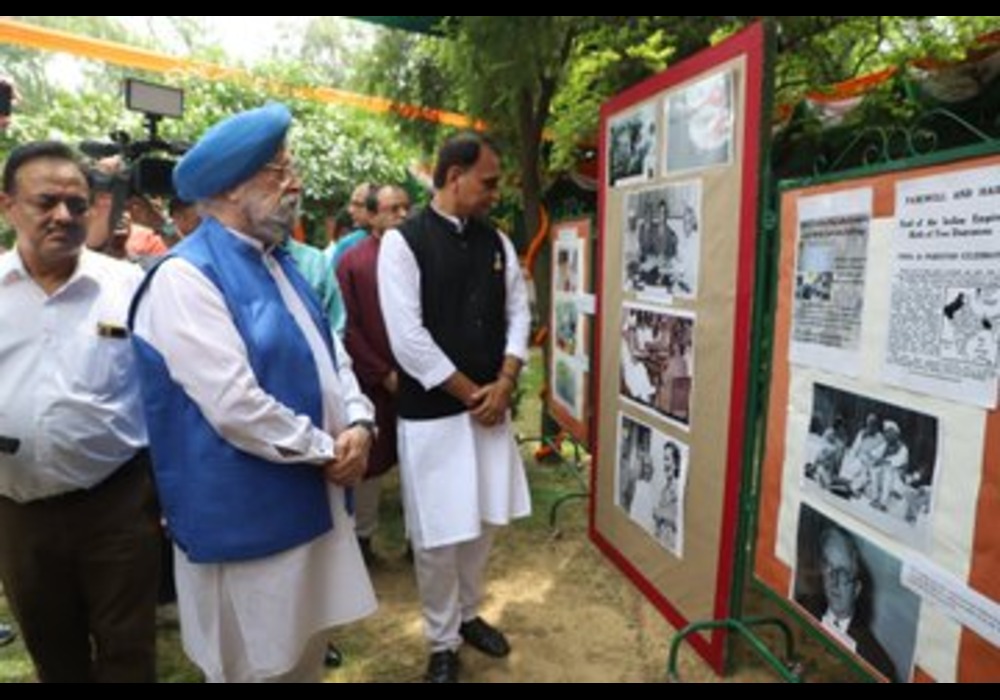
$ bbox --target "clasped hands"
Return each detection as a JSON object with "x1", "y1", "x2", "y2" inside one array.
[
  {"x1": 469, "y1": 377, "x2": 515, "y2": 428},
  {"x1": 322, "y1": 425, "x2": 373, "y2": 487}
]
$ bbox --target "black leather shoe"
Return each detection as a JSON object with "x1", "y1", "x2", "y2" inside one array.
[
  {"x1": 424, "y1": 650, "x2": 460, "y2": 683},
  {"x1": 358, "y1": 537, "x2": 382, "y2": 568},
  {"x1": 459, "y1": 617, "x2": 510, "y2": 658},
  {"x1": 0, "y1": 623, "x2": 15, "y2": 648},
  {"x1": 324, "y1": 643, "x2": 343, "y2": 668}
]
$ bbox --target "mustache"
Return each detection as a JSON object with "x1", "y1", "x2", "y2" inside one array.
[
  {"x1": 277, "y1": 194, "x2": 299, "y2": 213},
  {"x1": 46, "y1": 223, "x2": 85, "y2": 236}
]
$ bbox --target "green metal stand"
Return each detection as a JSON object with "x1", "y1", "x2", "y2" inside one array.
[
  {"x1": 666, "y1": 617, "x2": 803, "y2": 683},
  {"x1": 519, "y1": 432, "x2": 589, "y2": 531}
]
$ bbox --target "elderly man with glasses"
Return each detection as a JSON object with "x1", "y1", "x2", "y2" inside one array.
[{"x1": 130, "y1": 104, "x2": 377, "y2": 683}]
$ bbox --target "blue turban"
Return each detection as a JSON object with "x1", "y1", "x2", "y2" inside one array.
[{"x1": 173, "y1": 103, "x2": 292, "y2": 202}]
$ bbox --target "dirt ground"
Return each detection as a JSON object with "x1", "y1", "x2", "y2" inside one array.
[
  {"x1": 319, "y1": 463, "x2": 861, "y2": 684},
  {"x1": 0, "y1": 460, "x2": 859, "y2": 684},
  {"x1": 0, "y1": 355, "x2": 862, "y2": 683},
  {"x1": 327, "y1": 466, "x2": 766, "y2": 683}
]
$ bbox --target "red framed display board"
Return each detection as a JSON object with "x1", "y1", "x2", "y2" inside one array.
[
  {"x1": 548, "y1": 217, "x2": 593, "y2": 445},
  {"x1": 756, "y1": 150, "x2": 1000, "y2": 683},
  {"x1": 590, "y1": 23, "x2": 770, "y2": 674}
]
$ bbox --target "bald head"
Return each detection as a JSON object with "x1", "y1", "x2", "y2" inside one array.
[{"x1": 372, "y1": 185, "x2": 410, "y2": 236}]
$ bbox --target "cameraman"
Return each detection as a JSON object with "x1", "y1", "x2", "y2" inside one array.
[
  {"x1": 85, "y1": 157, "x2": 167, "y2": 268},
  {"x1": 167, "y1": 197, "x2": 200, "y2": 240}
]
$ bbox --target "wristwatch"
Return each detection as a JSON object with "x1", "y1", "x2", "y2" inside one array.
[{"x1": 349, "y1": 419, "x2": 378, "y2": 441}]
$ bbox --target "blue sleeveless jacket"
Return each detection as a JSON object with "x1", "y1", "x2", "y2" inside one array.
[{"x1": 129, "y1": 219, "x2": 334, "y2": 563}]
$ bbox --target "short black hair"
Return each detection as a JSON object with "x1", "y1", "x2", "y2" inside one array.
[
  {"x1": 365, "y1": 184, "x2": 381, "y2": 214},
  {"x1": 663, "y1": 442, "x2": 681, "y2": 477},
  {"x1": 334, "y1": 207, "x2": 354, "y2": 230},
  {"x1": 2, "y1": 141, "x2": 83, "y2": 195},
  {"x1": 168, "y1": 197, "x2": 194, "y2": 215},
  {"x1": 432, "y1": 132, "x2": 499, "y2": 189}
]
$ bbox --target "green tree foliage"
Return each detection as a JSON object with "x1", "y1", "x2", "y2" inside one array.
[
  {"x1": 1, "y1": 19, "x2": 416, "y2": 246},
  {"x1": 353, "y1": 29, "x2": 455, "y2": 155},
  {"x1": 353, "y1": 16, "x2": 1000, "y2": 238},
  {"x1": 158, "y1": 62, "x2": 415, "y2": 236},
  {"x1": 295, "y1": 16, "x2": 354, "y2": 87},
  {"x1": 435, "y1": 17, "x2": 586, "y2": 242},
  {"x1": 1, "y1": 16, "x2": 143, "y2": 106}
]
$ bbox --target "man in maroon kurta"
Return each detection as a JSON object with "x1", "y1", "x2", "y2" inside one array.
[{"x1": 337, "y1": 184, "x2": 411, "y2": 562}]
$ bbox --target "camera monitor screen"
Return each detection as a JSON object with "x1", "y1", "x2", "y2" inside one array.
[{"x1": 125, "y1": 79, "x2": 183, "y2": 119}]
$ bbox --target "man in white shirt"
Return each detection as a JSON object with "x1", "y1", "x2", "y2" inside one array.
[
  {"x1": 379, "y1": 133, "x2": 532, "y2": 683},
  {"x1": 0, "y1": 141, "x2": 159, "y2": 682},
  {"x1": 130, "y1": 104, "x2": 377, "y2": 683}
]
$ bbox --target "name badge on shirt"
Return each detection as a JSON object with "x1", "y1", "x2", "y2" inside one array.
[{"x1": 97, "y1": 322, "x2": 129, "y2": 340}]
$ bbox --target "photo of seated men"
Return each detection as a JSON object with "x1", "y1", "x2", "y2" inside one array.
[
  {"x1": 793, "y1": 504, "x2": 921, "y2": 683},
  {"x1": 802, "y1": 384, "x2": 938, "y2": 542},
  {"x1": 620, "y1": 305, "x2": 694, "y2": 427}
]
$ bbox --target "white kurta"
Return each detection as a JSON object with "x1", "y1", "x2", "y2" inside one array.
[
  {"x1": 133, "y1": 228, "x2": 376, "y2": 680},
  {"x1": 378, "y1": 213, "x2": 532, "y2": 550}
]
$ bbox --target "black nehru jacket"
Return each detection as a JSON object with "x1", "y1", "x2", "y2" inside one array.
[{"x1": 396, "y1": 207, "x2": 508, "y2": 421}]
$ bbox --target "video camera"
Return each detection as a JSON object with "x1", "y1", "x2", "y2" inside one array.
[{"x1": 80, "y1": 79, "x2": 188, "y2": 236}]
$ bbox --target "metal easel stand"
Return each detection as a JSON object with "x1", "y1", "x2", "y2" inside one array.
[
  {"x1": 517, "y1": 431, "x2": 589, "y2": 532},
  {"x1": 666, "y1": 617, "x2": 804, "y2": 683}
]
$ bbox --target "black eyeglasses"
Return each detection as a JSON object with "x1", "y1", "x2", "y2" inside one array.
[
  {"x1": 31, "y1": 194, "x2": 90, "y2": 216},
  {"x1": 261, "y1": 161, "x2": 298, "y2": 182}
]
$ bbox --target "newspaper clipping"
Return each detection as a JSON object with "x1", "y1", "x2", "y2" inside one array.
[
  {"x1": 884, "y1": 165, "x2": 1000, "y2": 409},
  {"x1": 790, "y1": 189, "x2": 873, "y2": 376}
]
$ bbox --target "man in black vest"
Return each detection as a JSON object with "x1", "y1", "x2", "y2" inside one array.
[{"x1": 379, "y1": 134, "x2": 532, "y2": 683}]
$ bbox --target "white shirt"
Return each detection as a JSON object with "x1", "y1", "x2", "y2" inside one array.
[
  {"x1": 133, "y1": 229, "x2": 372, "y2": 465},
  {"x1": 378, "y1": 213, "x2": 531, "y2": 391},
  {"x1": 0, "y1": 248, "x2": 146, "y2": 502},
  {"x1": 821, "y1": 609, "x2": 858, "y2": 653},
  {"x1": 378, "y1": 212, "x2": 532, "y2": 549}
]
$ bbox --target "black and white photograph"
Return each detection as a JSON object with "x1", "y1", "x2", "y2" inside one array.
[
  {"x1": 801, "y1": 383, "x2": 939, "y2": 549},
  {"x1": 615, "y1": 413, "x2": 689, "y2": 558},
  {"x1": 554, "y1": 237, "x2": 583, "y2": 295},
  {"x1": 795, "y1": 242, "x2": 835, "y2": 302},
  {"x1": 622, "y1": 181, "x2": 702, "y2": 300},
  {"x1": 619, "y1": 303, "x2": 695, "y2": 430},
  {"x1": 555, "y1": 299, "x2": 580, "y2": 357},
  {"x1": 793, "y1": 503, "x2": 920, "y2": 683},
  {"x1": 664, "y1": 70, "x2": 734, "y2": 174},
  {"x1": 608, "y1": 103, "x2": 657, "y2": 188}
]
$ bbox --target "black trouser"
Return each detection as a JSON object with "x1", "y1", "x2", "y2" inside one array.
[{"x1": 0, "y1": 452, "x2": 161, "y2": 683}]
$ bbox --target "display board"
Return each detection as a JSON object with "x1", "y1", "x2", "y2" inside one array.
[
  {"x1": 591, "y1": 23, "x2": 770, "y2": 674},
  {"x1": 548, "y1": 217, "x2": 594, "y2": 445},
  {"x1": 755, "y1": 150, "x2": 1000, "y2": 683}
]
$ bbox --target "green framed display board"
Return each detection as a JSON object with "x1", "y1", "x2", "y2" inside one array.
[{"x1": 754, "y1": 144, "x2": 1000, "y2": 683}]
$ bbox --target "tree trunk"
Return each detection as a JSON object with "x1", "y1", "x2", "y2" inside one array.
[{"x1": 518, "y1": 125, "x2": 543, "y2": 249}]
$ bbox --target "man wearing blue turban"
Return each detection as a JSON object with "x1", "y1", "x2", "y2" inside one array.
[{"x1": 130, "y1": 104, "x2": 377, "y2": 682}]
